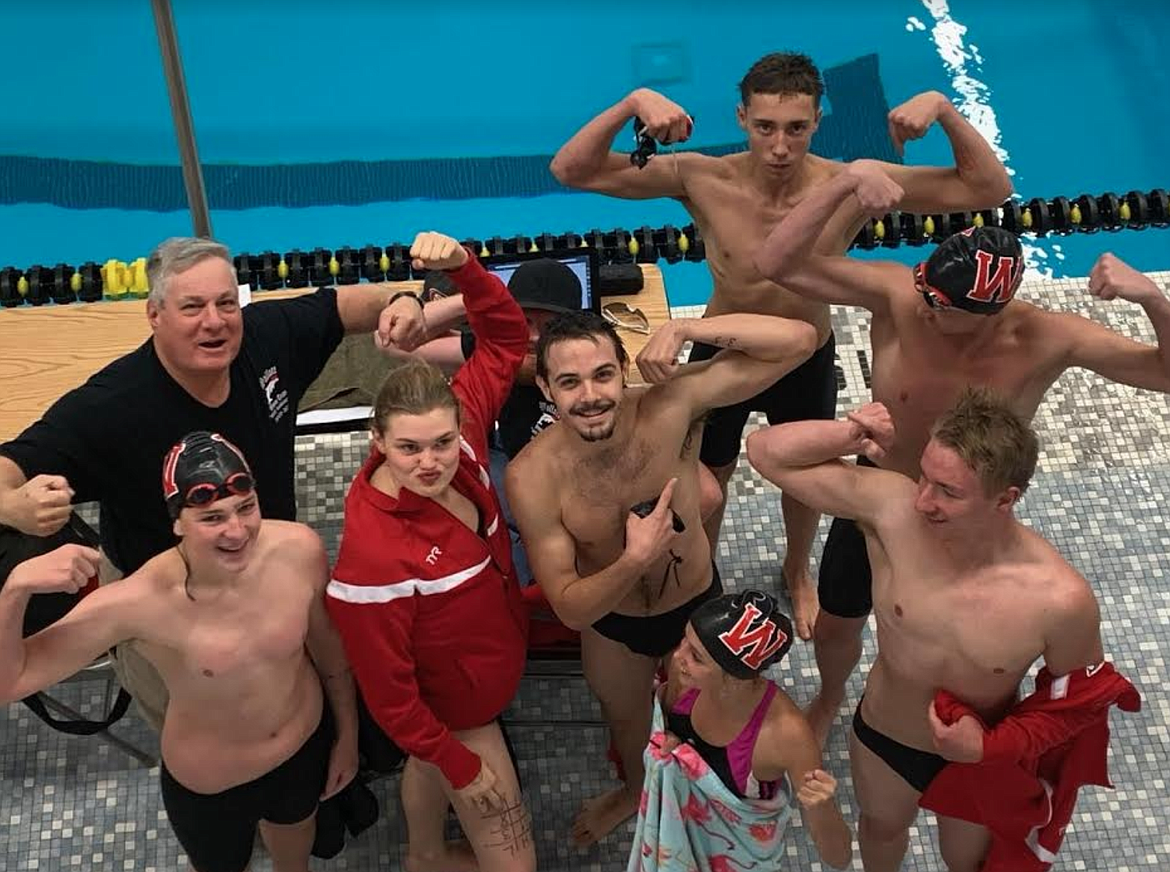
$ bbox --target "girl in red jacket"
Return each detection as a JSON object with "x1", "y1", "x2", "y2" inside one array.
[{"x1": 327, "y1": 232, "x2": 534, "y2": 872}]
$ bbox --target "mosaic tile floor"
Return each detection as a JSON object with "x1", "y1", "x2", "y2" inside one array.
[{"x1": 3, "y1": 269, "x2": 1169, "y2": 871}]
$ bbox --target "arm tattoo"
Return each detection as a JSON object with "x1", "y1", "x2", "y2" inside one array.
[{"x1": 681, "y1": 417, "x2": 704, "y2": 459}]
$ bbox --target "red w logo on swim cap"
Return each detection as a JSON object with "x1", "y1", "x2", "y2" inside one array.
[
  {"x1": 161, "y1": 441, "x2": 183, "y2": 502},
  {"x1": 966, "y1": 249, "x2": 1024, "y2": 306},
  {"x1": 717, "y1": 602, "x2": 789, "y2": 671}
]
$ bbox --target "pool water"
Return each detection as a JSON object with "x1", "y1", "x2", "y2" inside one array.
[{"x1": 1, "y1": 0, "x2": 1168, "y2": 306}]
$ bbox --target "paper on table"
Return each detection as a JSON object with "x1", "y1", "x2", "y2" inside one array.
[{"x1": 295, "y1": 405, "x2": 372, "y2": 426}]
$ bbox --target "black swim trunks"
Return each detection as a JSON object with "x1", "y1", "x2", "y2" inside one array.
[
  {"x1": 160, "y1": 707, "x2": 333, "y2": 872},
  {"x1": 592, "y1": 564, "x2": 724, "y2": 658},
  {"x1": 688, "y1": 333, "x2": 838, "y2": 468},
  {"x1": 852, "y1": 700, "x2": 947, "y2": 793},
  {"x1": 818, "y1": 456, "x2": 878, "y2": 619}
]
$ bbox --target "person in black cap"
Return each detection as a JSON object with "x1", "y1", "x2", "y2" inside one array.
[
  {"x1": 468, "y1": 259, "x2": 586, "y2": 459},
  {"x1": 626, "y1": 589, "x2": 851, "y2": 870},
  {"x1": 0, "y1": 430, "x2": 359, "y2": 872},
  {"x1": 753, "y1": 158, "x2": 1170, "y2": 748}
]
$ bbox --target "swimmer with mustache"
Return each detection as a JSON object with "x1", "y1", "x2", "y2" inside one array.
[{"x1": 506, "y1": 308, "x2": 815, "y2": 846}]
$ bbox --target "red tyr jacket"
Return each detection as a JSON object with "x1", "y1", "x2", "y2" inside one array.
[
  {"x1": 920, "y1": 662, "x2": 1141, "y2": 871},
  {"x1": 326, "y1": 254, "x2": 530, "y2": 789}
]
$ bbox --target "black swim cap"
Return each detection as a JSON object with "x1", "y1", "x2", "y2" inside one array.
[
  {"x1": 915, "y1": 226, "x2": 1024, "y2": 315},
  {"x1": 690, "y1": 590, "x2": 793, "y2": 679},
  {"x1": 162, "y1": 431, "x2": 254, "y2": 519}
]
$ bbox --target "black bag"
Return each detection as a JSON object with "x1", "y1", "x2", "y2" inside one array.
[
  {"x1": 309, "y1": 709, "x2": 382, "y2": 859},
  {"x1": 0, "y1": 513, "x2": 132, "y2": 735}
]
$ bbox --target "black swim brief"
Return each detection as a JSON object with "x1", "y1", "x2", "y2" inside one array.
[
  {"x1": 818, "y1": 456, "x2": 878, "y2": 618},
  {"x1": 160, "y1": 707, "x2": 333, "y2": 872},
  {"x1": 688, "y1": 332, "x2": 838, "y2": 469},
  {"x1": 852, "y1": 699, "x2": 947, "y2": 793},
  {"x1": 592, "y1": 564, "x2": 723, "y2": 658}
]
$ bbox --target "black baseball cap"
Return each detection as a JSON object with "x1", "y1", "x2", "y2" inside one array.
[
  {"x1": 507, "y1": 259, "x2": 582, "y2": 313},
  {"x1": 422, "y1": 270, "x2": 457, "y2": 299}
]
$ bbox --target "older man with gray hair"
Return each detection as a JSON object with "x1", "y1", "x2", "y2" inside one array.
[{"x1": 0, "y1": 235, "x2": 431, "y2": 726}]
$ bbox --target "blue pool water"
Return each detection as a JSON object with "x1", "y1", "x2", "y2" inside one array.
[{"x1": 1, "y1": 1, "x2": 1168, "y2": 306}]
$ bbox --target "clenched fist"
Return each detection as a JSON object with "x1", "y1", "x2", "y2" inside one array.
[
  {"x1": 409, "y1": 231, "x2": 470, "y2": 272},
  {"x1": 5, "y1": 544, "x2": 101, "y2": 596}
]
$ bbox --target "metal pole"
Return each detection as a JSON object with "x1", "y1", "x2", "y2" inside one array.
[{"x1": 150, "y1": 0, "x2": 213, "y2": 238}]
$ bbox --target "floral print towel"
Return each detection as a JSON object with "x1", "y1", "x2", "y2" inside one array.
[{"x1": 627, "y1": 696, "x2": 792, "y2": 871}]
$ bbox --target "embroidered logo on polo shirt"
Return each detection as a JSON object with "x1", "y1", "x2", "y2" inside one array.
[
  {"x1": 260, "y1": 365, "x2": 290, "y2": 423},
  {"x1": 425, "y1": 546, "x2": 442, "y2": 565}
]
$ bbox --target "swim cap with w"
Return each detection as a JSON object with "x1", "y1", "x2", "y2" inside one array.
[
  {"x1": 690, "y1": 590, "x2": 793, "y2": 679},
  {"x1": 915, "y1": 226, "x2": 1024, "y2": 315},
  {"x1": 161, "y1": 431, "x2": 254, "y2": 518}
]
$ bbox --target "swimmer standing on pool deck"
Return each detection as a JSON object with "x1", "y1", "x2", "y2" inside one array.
[
  {"x1": 507, "y1": 307, "x2": 816, "y2": 845},
  {"x1": 0, "y1": 432, "x2": 359, "y2": 872},
  {"x1": 746, "y1": 390, "x2": 1105, "y2": 872},
  {"x1": 752, "y1": 160, "x2": 1170, "y2": 746}
]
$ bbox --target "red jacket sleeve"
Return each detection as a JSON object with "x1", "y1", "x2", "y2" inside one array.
[
  {"x1": 445, "y1": 254, "x2": 528, "y2": 459},
  {"x1": 326, "y1": 587, "x2": 482, "y2": 788},
  {"x1": 933, "y1": 663, "x2": 1142, "y2": 765}
]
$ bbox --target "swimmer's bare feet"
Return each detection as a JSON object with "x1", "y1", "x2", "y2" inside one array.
[
  {"x1": 404, "y1": 838, "x2": 479, "y2": 872},
  {"x1": 571, "y1": 786, "x2": 639, "y2": 847},
  {"x1": 782, "y1": 566, "x2": 820, "y2": 641},
  {"x1": 804, "y1": 692, "x2": 841, "y2": 751}
]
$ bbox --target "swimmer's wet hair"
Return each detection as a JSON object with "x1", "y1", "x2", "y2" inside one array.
[
  {"x1": 535, "y1": 310, "x2": 628, "y2": 383},
  {"x1": 371, "y1": 359, "x2": 459, "y2": 436},
  {"x1": 931, "y1": 387, "x2": 1039, "y2": 496},
  {"x1": 147, "y1": 237, "x2": 235, "y2": 305},
  {"x1": 739, "y1": 52, "x2": 824, "y2": 106}
]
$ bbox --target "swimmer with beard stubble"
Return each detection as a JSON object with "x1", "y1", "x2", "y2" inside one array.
[{"x1": 505, "y1": 309, "x2": 816, "y2": 846}]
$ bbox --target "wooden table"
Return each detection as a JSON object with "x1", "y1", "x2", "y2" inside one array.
[
  {"x1": 0, "y1": 264, "x2": 672, "y2": 443},
  {"x1": 599, "y1": 263, "x2": 670, "y2": 371}
]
